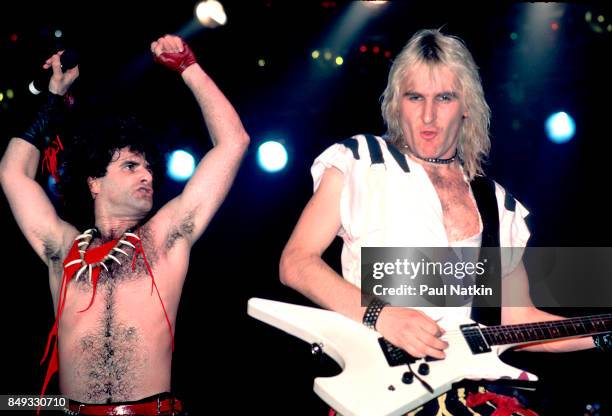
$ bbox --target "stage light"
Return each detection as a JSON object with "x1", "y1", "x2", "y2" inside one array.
[
  {"x1": 258, "y1": 59, "x2": 266, "y2": 67},
  {"x1": 359, "y1": 45, "x2": 367, "y2": 53},
  {"x1": 195, "y1": 0, "x2": 227, "y2": 27},
  {"x1": 0, "y1": 93, "x2": 4, "y2": 102},
  {"x1": 335, "y1": 56, "x2": 343, "y2": 65},
  {"x1": 362, "y1": 0, "x2": 387, "y2": 7},
  {"x1": 510, "y1": 32, "x2": 518, "y2": 40},
  {"x1": 321, "y1": 1, "x2": 336, "y2": 8},
  {"x1": 323, "y1": 51, "x2": 332, "y2": 60},
  {"x1": 167, "y1": 150, "x2": 196, "y2": 181},
  {"x1": 312, "y1": 50, "x2": 320, "y2": 59},
  {"x1": 6, "y1": 89, "x2": 15, "y2": 99},
  {"x1": 545, "y1": 112, "x2": 575, "y2": 144},
  {"x1": 257, "y1": 141, "x2": 288, "y2": 173},
  {"x1": 54, "y1": 30, "x2": 63, "y2": 38},
  {"x1": 372, "y1": 46, "x2": 380, "y2": 54},
  {"x1": 585, "y1": 9, "x2": 609, "y2": 34},
  {"x1": 47, "y1": 175, "x2": 60, "y2": 197}
]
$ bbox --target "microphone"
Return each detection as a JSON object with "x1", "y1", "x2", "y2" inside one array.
[{"x1": 28, "y1": 48, "x2": 79, "y2": 95}]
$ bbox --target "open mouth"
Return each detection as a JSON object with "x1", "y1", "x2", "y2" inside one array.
[{"x1": 420, "y1": 130, "x2": 438, "y2": 140}]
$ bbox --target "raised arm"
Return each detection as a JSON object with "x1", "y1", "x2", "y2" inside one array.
[
  {"x1": 280, "y1": 167, "x2": 448, "y2": 359},
  {"x1": 150, "y1": 35, "x2": 249, "y2": 245},
  {"x1": 0, "y1": 51, "x2": 78, "y2": 263}
]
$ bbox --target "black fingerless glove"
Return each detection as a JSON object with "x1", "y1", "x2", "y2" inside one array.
[{"x1": 21, "y1": 92, "x2": 67, "y2": 150}]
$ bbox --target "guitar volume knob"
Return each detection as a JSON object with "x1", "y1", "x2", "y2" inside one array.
[
  {"x1": 401, "y1": 371, "x2": 414, "y2": 384},
  {"x1": 418, "y1": 363, "x2": 430, "y2": 376}
]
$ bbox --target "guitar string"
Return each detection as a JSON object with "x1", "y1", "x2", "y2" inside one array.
[
  {"x1": 438, "y1": 329, "x2": 611, "y2": 343},
  {"x1": 379, "y1": 315, "x2": 612, "y2": 355},
  {"x1": 418, "y1": 315, "x2": 611, "y2": 342},
  {"x1": 385, "y1": 324, "x2": 610, "y2": 358},
  {"x1": 441, "y1": 322, "x2": 612, "y2": 338}
]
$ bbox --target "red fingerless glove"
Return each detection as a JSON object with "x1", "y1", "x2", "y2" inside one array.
[{"x1": 154, "y1": 42, "x2": 197, "y2": 73}]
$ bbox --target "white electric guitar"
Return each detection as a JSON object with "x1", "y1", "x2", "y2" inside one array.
[{"x1": 247, "y1": 298, "x2": 611, "y2": 416}]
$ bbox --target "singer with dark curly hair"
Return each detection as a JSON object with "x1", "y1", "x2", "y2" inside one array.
[{"x1": 0, "y1": 34, "x2": 249, "y2": 415}]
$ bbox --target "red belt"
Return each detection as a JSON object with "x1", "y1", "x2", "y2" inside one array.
[{"x1": 66, "y1": 396, "x2": 183, "y2": 415}]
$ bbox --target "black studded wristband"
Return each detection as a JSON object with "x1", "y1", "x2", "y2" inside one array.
[
  {"x1": 593, "y1": 333, "x2": 612, "y2": 351},
  {"x1": 362, "y1": 297, "x2": 389, "y2": 330}
]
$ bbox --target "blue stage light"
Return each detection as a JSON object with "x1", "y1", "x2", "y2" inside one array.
[
  {"x1": 167, "y1": 150, "x2": 196, "y2": 181},
  {"x1": 545, "y1": 111, "x2": 576, "y2": 143},
  {"x1": 257, "y1": 141, "x2": 288, "y2": 173}
]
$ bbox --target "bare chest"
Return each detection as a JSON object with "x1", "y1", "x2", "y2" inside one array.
[
  {"x1": 52, "y1": 233, "x2": 179, "y2": 403},
  {"x1": 425, "y1": 169, "x2": 481, "y2": 242}
]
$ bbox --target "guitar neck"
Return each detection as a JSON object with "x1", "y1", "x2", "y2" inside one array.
[{"x1": 481, "y1": 314, "x2": 612, "y2": 346}]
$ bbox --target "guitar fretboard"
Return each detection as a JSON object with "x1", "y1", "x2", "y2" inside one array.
[{"x1": 481, "y1": 313, "x2": 612, "y2": 346}]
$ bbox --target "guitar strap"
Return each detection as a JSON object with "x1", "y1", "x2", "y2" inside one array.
[
  {"x1": 469, "y1": 177, "x2": 502, "y2": 325},
  {"x1": 342, "y1": 135, "x2": 502, "y2": 325}
]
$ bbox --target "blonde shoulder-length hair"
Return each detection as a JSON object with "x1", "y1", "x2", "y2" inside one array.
[{"x1": 381, "y1": 29, "x2": 490, "y2": 180}]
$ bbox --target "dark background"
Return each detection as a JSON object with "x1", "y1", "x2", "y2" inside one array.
[{"x1": 1, "y1": 1, "x2": 610, "y2": 414}]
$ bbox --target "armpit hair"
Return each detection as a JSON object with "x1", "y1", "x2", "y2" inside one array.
[
  {"x1": 165, "y1": 212, "x2": 196, "y2": 250},
  {"x1": 43, "y1": 239, "x2": 62, "y2": 263}
]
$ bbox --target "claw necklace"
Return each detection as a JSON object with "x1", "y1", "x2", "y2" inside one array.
[{"x1": 65, "y1": 227, "x2": 140, "y2": 284}]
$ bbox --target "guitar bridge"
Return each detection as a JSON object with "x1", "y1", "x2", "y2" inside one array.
[
  {"x1": 378, "y1": 337, "x2": 417, "y2": 366},
  {"x1": 460, "y1": 323, "x2": 492, "y2": 354}
]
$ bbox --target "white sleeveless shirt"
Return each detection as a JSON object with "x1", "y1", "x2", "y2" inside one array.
[{"x1": 311, "y1": 135, "x2": 531, "y2": 321}]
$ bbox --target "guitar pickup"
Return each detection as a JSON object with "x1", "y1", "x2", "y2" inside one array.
[{"x1": 460, "y1": 323, "x2": 492, "y2": 354}]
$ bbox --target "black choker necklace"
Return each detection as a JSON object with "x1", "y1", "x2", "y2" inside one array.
[{"x1": 413, "y1": 150, "x2": 458, "y2": 165}]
